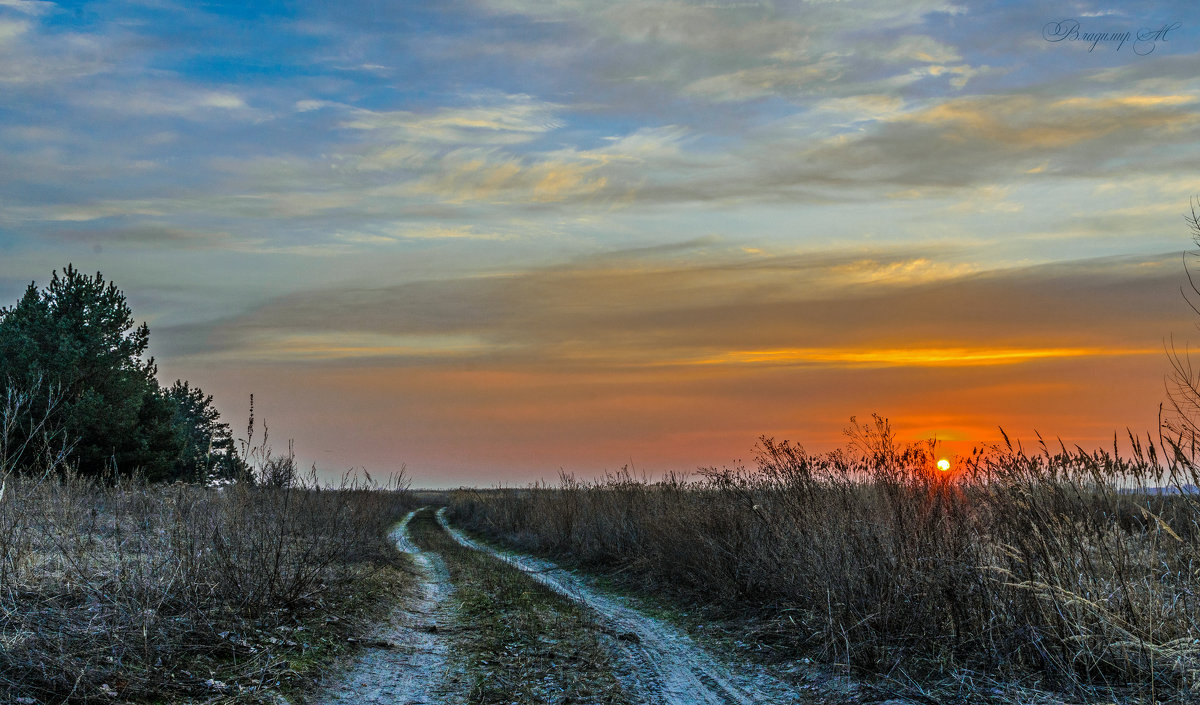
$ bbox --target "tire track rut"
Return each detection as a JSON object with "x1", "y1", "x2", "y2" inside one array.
[
  {"x1": 311, "y1": 509, "x2": 461, "y2": 705},
  {"x1": 435, "y1": 508, "x2": 804, "y2": 705}
]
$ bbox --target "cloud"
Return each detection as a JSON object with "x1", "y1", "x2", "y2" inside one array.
[
  {"x1": 903, "y1": 91, "x2": 1199, "y2": 148},
  {"x1": 686, "y1": 84, "x2": 1200, "y2": 202},
  {"x1": 0, "y1": 22, "x2": 112, "y2": 85},
  {"x1": 13, "y1": 0, "x2": 1192, "y2": 258},
  {"x1": 289, "y1": 80, "x2": 1200, "y2": 216},
  {"x1": 411, "y1": 151, "x2": 609, "y2": 204},
  {"x1": 334, "y1": 224, "x2": 513, "y2": 242},
  {"x1": 42, "y1": 223, "x2": 234, "y2": 249},
  {"x1": 157, "y1": 245, "x2": 1188, "y2": 373},
  {"x1": 0, "y1": 0, "x2": 54, "y2": 16},
  {"x1": 815, "y1": 94, "x2": 907, "y2": 123},
  {"x1": 682, "y1": 58, "x2": 844, "y2": 101},
  {"x1": 0, "y1": 17, "x2": 28, "y2": 42},
  {"x1": 341, "y1": 95, "x2": 565, "y2": 145},
  {"x1": 454, "y1": 0, "x2": 978, "y2": 113},
  {"x1": 883, "y1": 34, "x2": 962, "y2": 64},
  {"x1": 686, "y1": 345, "x2": 1152, "y2": 368},
  {"x1": 891, "y1": 62, "x2": 987, "y2": 89},
  {"x1": 6, "y1": 200, "x2": 166, "y2": 223},
  {"x1": 79, "y1": 86, "x2": 258, "y2": 119}
]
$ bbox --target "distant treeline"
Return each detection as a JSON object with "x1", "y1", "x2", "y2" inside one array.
[{"x1": 0, "y1": 265, "x2": 242, "y2": 482}]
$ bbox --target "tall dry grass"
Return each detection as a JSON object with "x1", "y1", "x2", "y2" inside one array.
[
  {"x1": 448, "y1": 417, "x2": 1200, "y2": 702},
  {"x1": 0, "y1": 474, "x2": 415, "y2": 702},
  {"x1": 0, "y1": 387, "x2": 416, "y2": 703}
]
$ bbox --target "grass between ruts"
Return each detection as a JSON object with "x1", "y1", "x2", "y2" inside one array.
[{"x1": 407, "y1": 507, "x2": 631, "y2": 705}]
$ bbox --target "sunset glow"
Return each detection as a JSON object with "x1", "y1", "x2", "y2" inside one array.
[{"x1": 1, "y1": 1, "x2": 1197, "y2": 486}]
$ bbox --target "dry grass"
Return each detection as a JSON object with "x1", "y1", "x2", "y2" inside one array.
[
  {"x1": 0, "y1": 473, "x2": 415, "y2": 703},
  {"x1": 447, "y1": 418, "x2": 1200, "y2": 703},
  {"x1": 0, "y1": 382, "x2": 418, "y2": 703}
]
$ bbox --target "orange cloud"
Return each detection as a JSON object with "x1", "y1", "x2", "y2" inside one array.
[
  {"x1": 685, "y1": 345, "x2": 1156, "y2": 368},
  {"x1": 904, "y1": 91, "x2": 1200, "y2": 148}
]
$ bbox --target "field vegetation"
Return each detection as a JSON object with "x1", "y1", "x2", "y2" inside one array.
[
  {"x1": 448, "y1": 415, "x2": 1200, "y2": 703},
  {"x1": 0, "y1": 465, "x2": 415, "y2": 702}
]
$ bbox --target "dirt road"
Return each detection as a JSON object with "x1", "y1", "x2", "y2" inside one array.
[
  {"x1": 313, "y1": 507, "x2": 809, "y2": 705},
  {"x1": 311, "y1": 510, "x2": 462, "y2": 704},
  {"x1": 435, "y1": 508, "x2": 805, "y2": 705}
]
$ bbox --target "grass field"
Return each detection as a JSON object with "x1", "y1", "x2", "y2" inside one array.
[
  {"x1": 0, "y1": 473, "x2": 416, "y2": 703},
  {"x1": 446, "y1": 418, "x2": 1200, "y2": 704}
]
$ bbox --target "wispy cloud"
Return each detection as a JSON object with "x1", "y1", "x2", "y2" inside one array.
[
  {"x1": 0, "y1": 0, "x2": 54, "y2": 15},
  {"x1": 79, "y1": 87, "x2": 258, "y2": 119},
  {"x1": 159, "y1": 245, "x2": 1186, "y2": 369},
  {"x1": 341, "y1": 96, "x2": 565, "y2": 143},
  {"x1": 686, "y1": 345, "x2": 1155, "y2": 368}
]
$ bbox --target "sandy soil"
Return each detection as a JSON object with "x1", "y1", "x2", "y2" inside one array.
[{"x1": 435, "y1": 508, "x2": 809, "y2": 705}]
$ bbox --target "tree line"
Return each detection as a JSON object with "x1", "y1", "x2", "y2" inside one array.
[{"x1": 0, "y1": 265, "x2": 244, "y2": 483}]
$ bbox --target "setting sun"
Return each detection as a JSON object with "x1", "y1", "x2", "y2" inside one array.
[{"x1": 937, "y1": 459, "x2": 951, "y2": 472}]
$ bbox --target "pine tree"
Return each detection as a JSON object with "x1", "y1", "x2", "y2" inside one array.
[
  {"x1": 0, "y1": 266, "x2": 180, "y2": 477},
  {"x1": 166, "y1": 380, "x2": 243, "y2": 483}
]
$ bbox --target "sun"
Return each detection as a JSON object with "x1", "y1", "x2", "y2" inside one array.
[{"x1": 936, "y1": 458, "x2": 951, "y2": 472}]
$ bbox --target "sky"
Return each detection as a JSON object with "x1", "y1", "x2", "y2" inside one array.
[{"x1": 2, "y1": 0, "x2": 1199, "y2": 486}]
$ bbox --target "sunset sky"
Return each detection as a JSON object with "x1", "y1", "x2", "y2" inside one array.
[{"x1": 2, "y1": 0, "x2": 1199, "y2": 485}]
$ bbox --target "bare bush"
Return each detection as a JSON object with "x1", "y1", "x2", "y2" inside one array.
[{"x1": 0, "y1": 375, "x2": 73, "y2": 484}]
